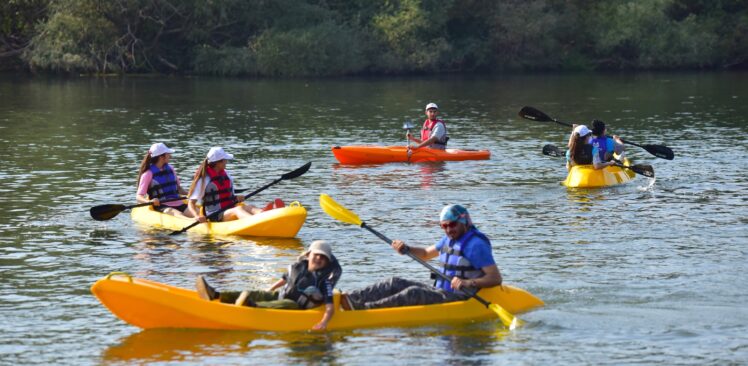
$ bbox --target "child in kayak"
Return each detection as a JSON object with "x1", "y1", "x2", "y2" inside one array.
[
  {"x1": 196, "y1": 240, "x2": 342, "y2": 331},
  {"x1": 590, "y1": 119, "x2": 625, "y2": 169},
  {"x1": 186, "y1": 147, "x2": 262, "y2": 222},
  {"x1": 407, "y1": 102, "x2": 449, "y2": 150},
  {"x1": 566, "y1": 125, "x2": 593, "y2": 170},
  {"x1": 135, "y1": 143, "x2": 192, "y2": 218}
]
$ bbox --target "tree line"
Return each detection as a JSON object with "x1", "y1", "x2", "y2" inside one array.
[{"x1": 1, "y1": 0, "x2": 746, "y2": 76}]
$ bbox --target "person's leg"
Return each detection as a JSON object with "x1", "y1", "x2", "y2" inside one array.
[
  {"x1": 346, "y1": 277, "x2": 426, "y2": 309},
  {"x1": 241, "y1": 204, "x2": 262, "y2": 215},
  {"x1": 255, "y1": 299, "x2": 299, "y2": 309},
  {"x1": 364, "y1": 286, "x2": 467, "y2": 309},
  {"x1": 222, "y1": 290, "x2": 278, "y2": 304}
]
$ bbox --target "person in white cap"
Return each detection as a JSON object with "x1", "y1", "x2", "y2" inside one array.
[
  {"x1": 406, "y1": 102, "x2": 449, "y2": 150},
  {"x1": 186, "y1": 147, "x2": 262, "y2": 222},
  {"x1": 195, "y1": 240, "x2": 342, "y2": 330},
  {"x1": 566, "y1": 124, "x2": 594, "y2": 171},
  {"x1": 135, "y1": 143, "x2": 192, "y2": 218}
]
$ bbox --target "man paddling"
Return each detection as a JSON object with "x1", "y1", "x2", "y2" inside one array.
[
  {"x1": 407, "y1": 102, "x2": 449, "y2": 150},
  {"x1": 341, "y1": 205, "x2": 502, "y2": 310}
]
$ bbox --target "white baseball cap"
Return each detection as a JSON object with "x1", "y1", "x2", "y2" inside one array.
[
  {"x1": 309, "y1": 240, "x2": 333, "y2": 259},
  {"x1": 425, "y1": 102, "x2": 439, "y2": 110},
  {"x1": 206, "y1": 147, "x2": 234, "y2": 163},
  {"x1": 149, "y1": 143, "x2": 174, "y2": 157},
  {"x1": 573, "y1": 125, "x2": 592, "y2": 137}
]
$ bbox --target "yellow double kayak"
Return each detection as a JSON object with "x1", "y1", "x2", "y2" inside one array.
[
  {"x1": 92, "y1": 273, "x2": 544, "y2": 332},
  {"x1": 130, "y1": 202, "x2": 307, "y2": 238},
  {"x1": 332, "y1": 145, "x2": 490, "y2": 164},
  {"x1": 563, "y1": 159, "x2": 636, "y2": 188}
]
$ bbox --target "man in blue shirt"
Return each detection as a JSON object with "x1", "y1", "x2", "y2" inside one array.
[{"x1": 341, "y1": 205, "x2": 502, "y2": 310}]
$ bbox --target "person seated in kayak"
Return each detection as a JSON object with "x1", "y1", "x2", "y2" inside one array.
[
  {"x1": 565, "y1": 124, "x2": 594, "y2": 170},
  {"x1": 196, "y1": 240, "x2": 342, "y2": 330},
  {"x1": 135, "y1": 143, "x2": 192, "y2": 218},
  {"x1": 187, "y1": 147, "x2": 263, "y2": 222},
  {"x1": 407, "y1": 102, "x2": 449, "y2": 150},
  {"x1": 340, "y1": 205, "x2": 502, "y2": 310},
  {"x1": 590, "y1": 119, "x2": 625, "y2": 167}
]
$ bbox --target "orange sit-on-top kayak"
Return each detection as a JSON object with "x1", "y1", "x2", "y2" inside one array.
[{"x1": 331, "y1": 145, "x2": 490, "y2": 164}]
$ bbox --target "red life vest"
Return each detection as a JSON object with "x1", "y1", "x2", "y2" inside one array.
[
  {"x1": 203, "y1": 166, "x2": 236, "y2": 216},
  {"x1": 420, "y1": 118, "x2": 448, "y2": 149}
]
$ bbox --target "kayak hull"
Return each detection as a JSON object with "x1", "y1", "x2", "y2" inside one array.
[
  {"x1": 92, "y1": 273, "x2": 544, "y2": 332},
  {"x1": 563, "y1": 159, "x2": 637, "y2": 188},
  {"x1": 130, "y1": 202, "x2": 307, "y2": 237},
  {"x1": 332, "y1": 145, "x2": 490, "y2": 164}
]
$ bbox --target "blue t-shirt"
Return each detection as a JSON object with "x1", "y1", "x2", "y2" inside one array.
[{"x1": 435, "y1": 229, "x2": 496, "y2": 270}]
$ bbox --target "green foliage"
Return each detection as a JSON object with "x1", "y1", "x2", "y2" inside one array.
[
  {"x1": 254, "y1": 21, "x2": 368, "y2": 76},
  {"x1": 193, "y1": 46, "x2": 257, "y2": 76},
  {"x1": 2, "y1": 0, "x2": 748, "y2": 74}
]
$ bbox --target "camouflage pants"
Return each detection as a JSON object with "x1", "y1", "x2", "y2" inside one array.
[
  {"x1": 219, "y1": 290, "x2": 299, "y2": 309},
  {"x1": 346, "y1": 277, "x2": 468, "y2": 309}
]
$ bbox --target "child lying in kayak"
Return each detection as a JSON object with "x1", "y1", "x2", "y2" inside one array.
[{"x1": 196, "y1": 240, "x2": 342, "y2": 330}]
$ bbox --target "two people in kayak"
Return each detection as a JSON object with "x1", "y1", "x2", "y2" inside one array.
[
  {"x1": 194, "y1": 204, "x2": 503, "y2": 330},
  {"x1": 406, "y1": 102, "x2": 449, "y2": 151},
  {"x1": 135, "y1": 144, "x2": 283, "y2": 222},
  {"x1": 196, "y1": 240, "x2": 341, "y2": 331},
  {"x1": 566, "y1": 119, "x2": 625, "y2": 170}
]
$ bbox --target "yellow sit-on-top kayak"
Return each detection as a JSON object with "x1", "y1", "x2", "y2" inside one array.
[
  {"x1": 563, "y1": 158, "x2": 637, "y2": 188},
  {"x1": 92, "y1": 273, "x2": 544, "y2": 332},
  {"x1": 332, "y1": 145, "x2": 490, "y2": 164},
  {"x1": 130, "y1": 202, "x2": 307, "y2": 237}
]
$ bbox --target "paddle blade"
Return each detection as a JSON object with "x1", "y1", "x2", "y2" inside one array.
[
  {"x1": 542, "y1": 144, "x2": 564, "y2": 157},
  {"x1": 488, "y1": 303, "x2": 523, "y2": 330},
  {"x1": 90, "y1": 204, "x2": 126, "y2": 221},
  {"x1": 519, "y1": 106, "x2": 553, "y2": 122},
  {"x1": 631, "y1": 164, "x2": 655, "y2": 178},
  {"x1": 319, "y1": 194, "x2": 362, "y2": 226},
  {"x1": 281, "y1": 162, "x2": 312, "y2": 180},
  {"x1": 643, "y1": 144, "x2": 674, "y2": 160}
]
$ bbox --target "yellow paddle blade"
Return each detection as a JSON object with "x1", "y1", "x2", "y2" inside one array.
[
  {"x1": 488, "y1": 303, "x2": 523, "y2": 330},
  {"x1": 319, "y1": 194, "x2": 363, "y2": 226}
]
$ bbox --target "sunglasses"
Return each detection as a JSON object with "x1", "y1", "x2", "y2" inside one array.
[{"x1": 440, "y1": 221, "x2": 458, "y2": 229}]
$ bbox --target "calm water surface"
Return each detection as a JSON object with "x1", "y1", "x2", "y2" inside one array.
[{"x1": 1, "y1": 73, "x2": 746, "y2": 365}]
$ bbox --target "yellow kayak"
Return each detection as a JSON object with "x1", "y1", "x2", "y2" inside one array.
[
  {"x1": 92, "y1": 273, "x2": 544, "y2": 332},
  {"x1": 563, "y1": 158, "x2": 636, "y2": 188},
  {"x1": 130, "y1": 202, "x2": 307, "y2": 237}
]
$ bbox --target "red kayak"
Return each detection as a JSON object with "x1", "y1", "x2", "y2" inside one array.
[{"x1": 332, "y1": 145, "x2": 491, "y2": 164}]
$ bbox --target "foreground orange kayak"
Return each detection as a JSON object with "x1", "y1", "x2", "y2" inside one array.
[
  {"x1": 332, "y1": 145, "x2": 491, "y2": 164},
  {"x1": 92, "y1": 273, "x2": 543, "y2": 331}
]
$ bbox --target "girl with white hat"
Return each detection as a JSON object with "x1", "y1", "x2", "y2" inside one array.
[
  {"x1": 135, "y1": 143, "x2": 192, "y2": 218},
  {"x1": 186, "y1": 147, "x2": 262, "y2": 222}
]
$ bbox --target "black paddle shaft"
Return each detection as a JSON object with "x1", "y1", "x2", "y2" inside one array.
[{"x1": 360, "y1": 222, "x2": 492, "y2": 308}]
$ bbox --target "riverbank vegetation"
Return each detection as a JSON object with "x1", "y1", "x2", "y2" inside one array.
[{"x1": 2, "y1": 0, "x2": 746, "y2": 76}]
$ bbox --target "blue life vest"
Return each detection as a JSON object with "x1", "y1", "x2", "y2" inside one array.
[
  {"x1": 435, "y1": 227, "x2": 488, "y2": 292},
  {"x1": 590, "y1": 136, "x2": 614, "y2": 162},
  {"x1": 147, "y1": 163, "x2": 180, "y2": 201},
  {"x1": 279, "y1": 256, "x2": 342, "y2": 309}
]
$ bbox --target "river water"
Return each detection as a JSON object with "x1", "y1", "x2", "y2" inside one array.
[{"x1": 1, "y1": 73, "x2": 746, "y2": 365}]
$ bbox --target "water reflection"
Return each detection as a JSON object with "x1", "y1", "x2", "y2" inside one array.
[{"x1": 102, "y1": 329, "x2": 345, "y2": 365}]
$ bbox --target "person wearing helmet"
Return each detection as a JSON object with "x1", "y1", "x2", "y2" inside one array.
[{"x1": 340, "y1": 205, "x2": 502, "y2": 310}]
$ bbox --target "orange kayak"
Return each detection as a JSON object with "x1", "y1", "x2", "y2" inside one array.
[{"x1": 331, "y1": 145, "x2": 490, "y2": 164}]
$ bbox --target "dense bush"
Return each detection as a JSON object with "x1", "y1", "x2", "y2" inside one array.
[{"x1": 1, "y1": 0, "x2": 746, "y2": 75}]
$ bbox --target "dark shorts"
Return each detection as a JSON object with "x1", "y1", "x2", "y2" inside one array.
[{"x1": 155, "y1": 203, "x2": 188, "y2": 213}]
